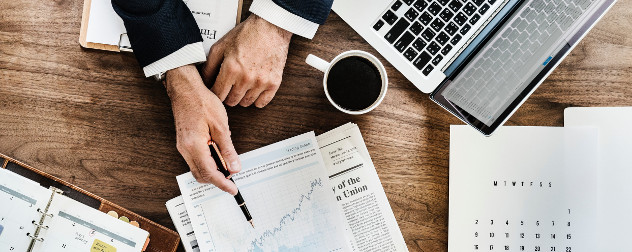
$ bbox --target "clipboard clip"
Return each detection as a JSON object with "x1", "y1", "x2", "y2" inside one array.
[{"x1": 118, "y1": 33, "x2": 133, "y2": 52}]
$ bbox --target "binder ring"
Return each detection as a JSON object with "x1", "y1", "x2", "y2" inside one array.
[
  {"x1": 36, "y1": 208, "x2": 53, "y2": 218},
  {"x1": 31, "y1": 221, "x2": 49, "y2": 229},
  {"x1": 27, "y1": 233, "x2": 44, "y2": 242}
]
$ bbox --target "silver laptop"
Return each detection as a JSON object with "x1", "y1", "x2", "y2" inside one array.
[{"x1": 333, "y1": 0, "x2": 616, "y2": 135}]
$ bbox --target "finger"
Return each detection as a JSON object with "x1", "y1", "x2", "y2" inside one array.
[
  {"x1": 189, "y1": 140, "x2": 238, "y2": 195},
  {"x1": 211, "y1": 62, "x2": 238, "y2": 101},
  {"x1": 201, "y1": 43, "x2": 225, "y2": 85},
  {"x1": 224, "y1": 84, "x2": 249, "y2": 107},
  {"x1": 201, "y1": 168, "x2": 239, "y2": 195},
  {"x1": 211, "y1": 126, "x2": 241, "y2": 174},
  {"x1": 239, "y1": 88, "x2": 265, "y2": 107},
  {"x1": 179, "y1": 150, "x2": 204, "y2": 183},
  {"x1": 254, "y1": 88, "x2": 279, "y2": 108}
]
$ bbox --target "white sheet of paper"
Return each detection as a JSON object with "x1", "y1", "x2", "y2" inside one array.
[
  {"x1": 177, "y1": 132, "x2": 350, "y2": 252},
  {"x1": 564, "y1": 107, "x2": 632, "y2": 251},
  {"x1": 86, "y1": 0, "x2": 238, "y2": 54},
  {"x1": 0, "y1": 169, "x2": 52, "y2": 251},
  {"x1": 166, "y1": 196, "x2": 199, "y2": 252},
  {"x1": 448, "y1": 126, "x2": 599, "y2": 252},
  {"x1": 85, "y1": 0, "x2": 127, "y2": 46},
  {"x1": 32, "y1": 192, "x2": 148, "y2": 252},
  {"x1": 317, "y1": 123, "x2": 408, "y2": 252}
]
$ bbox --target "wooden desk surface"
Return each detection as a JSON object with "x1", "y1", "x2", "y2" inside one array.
[{"x1": 1, "y1": 0, "x2": 631, "y2": 251}]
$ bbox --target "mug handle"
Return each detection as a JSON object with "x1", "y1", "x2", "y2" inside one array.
[{"x1": 305, "y1": 54, "x2": 330, "y2": 73}]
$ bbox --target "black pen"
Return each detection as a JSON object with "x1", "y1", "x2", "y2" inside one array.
[{"x1": 209, "y1": 141, "x2": 254, "y2": 228}]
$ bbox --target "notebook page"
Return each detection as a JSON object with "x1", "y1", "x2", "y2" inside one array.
[
  {"x1": 448, "y1": 126, "x2": 599, "y2": 252},
  {"x1": 564, "y1": 107, "x2": 632, "y2": 251},
  {"x1": 0, "y1": 169, "x2": 53, "y2": 251},
  {"x1": 31, "y1": 192, "x2": 148, "y2": 252}
]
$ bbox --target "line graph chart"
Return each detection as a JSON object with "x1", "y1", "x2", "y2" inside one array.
[
  {"x1": 249, "y1": 178, "x2": 322, "y2": 251},
  {"x1": 201, "y1": 163, "x2": 349, "y2": 252}
]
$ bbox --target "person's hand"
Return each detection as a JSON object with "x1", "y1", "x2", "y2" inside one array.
[
  {"x1": 165, "y1": 64, "x2": 241, "y2": 195},
  {"x1": 201, "y1": 14, "x2": 292, "y2": 108}
]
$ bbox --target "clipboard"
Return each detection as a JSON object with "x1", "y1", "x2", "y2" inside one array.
[{"x1": 79, "y1": 0, "x2": 244, "y2": 52}]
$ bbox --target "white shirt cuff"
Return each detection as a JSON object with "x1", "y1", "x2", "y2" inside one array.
[
  {"x1": 142, "y1": 42, "x2": 207, "y2": 77},
  {"x1": 249, "y1": 0, "x2": 320, "y2": 39}
]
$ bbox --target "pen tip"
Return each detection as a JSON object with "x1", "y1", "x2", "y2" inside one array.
[{"x1": 249, "y1": 220, "x2": 254, "y2": 228}]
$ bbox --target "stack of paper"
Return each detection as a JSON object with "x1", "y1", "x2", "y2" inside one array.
[
  {"x1": 449, "y1": 107, "x2": 632, "y2": 252},
  {"x1": 166, "y1": 123, "x2": 408, "y2": 252}
]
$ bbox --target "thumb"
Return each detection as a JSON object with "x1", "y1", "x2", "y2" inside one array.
[
  {"x1": 212, "y1": 127, "x2": 241, "y2": 174},
  {"x1": 201, "y1": 42, "x2": 226, "y2": 86}
]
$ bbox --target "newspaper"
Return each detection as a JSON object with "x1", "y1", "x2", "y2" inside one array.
[
  {"x1": 318, "y1": 123, "x2": 408, "y2": 251},
  {"x1": 169, "y1": 123, "x2": 407, "y2": 251}
]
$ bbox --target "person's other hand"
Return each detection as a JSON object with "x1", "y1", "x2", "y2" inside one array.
[
  {"x1": 165, "y1": 64, "x2": 241, "y2": 195},
  {"x1": 201, "y1": 14, "x2": 292, "y2": 108}
]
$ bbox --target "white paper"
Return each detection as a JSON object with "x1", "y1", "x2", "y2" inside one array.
[
  {"x1": 564, "y1": 107, "x2": 632, "y2": 251},
  {"x1": 317, "y1": 123, "x2": 408, "y2": 251},
  {"x1": 0, "y1": 169, "x2": 52, "y2": 251},
  {"x1": 86, "y1": 0, "x2": 238, "y2": 54},
  {"x1": 177, "y1": 132, "x2": 350, "y2": 252},
  {"x1": 166, "y1": 196, "x2": 199, "y2": 252},
  {"x1": 33, "y1": 192, "x2": 149, "y2": 252},
  {"x1": 85, "y1": 0, "x2": 127, "y2": 46},
  {"x1": 448, "y1": 126, "x2": 599, "y2": 252},
  {"x1": 183, "y1": 0, "x2": 239, "y2": 55},
  {"x1": 0, "y1": 169, "x2": 148, "y2": 252}
]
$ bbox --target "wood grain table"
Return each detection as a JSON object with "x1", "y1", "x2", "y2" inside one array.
[{"x1": 1, "y1": 0, "x2": 631, "y2": 251}]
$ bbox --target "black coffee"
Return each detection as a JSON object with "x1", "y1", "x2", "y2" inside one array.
[{"x1": 326, "y1": 56, "x2": 382, "y2": 111}]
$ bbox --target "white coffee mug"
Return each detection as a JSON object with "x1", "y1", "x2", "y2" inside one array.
[{"x1": 305, "y1": 50, "x2": 388, "y2": 115}]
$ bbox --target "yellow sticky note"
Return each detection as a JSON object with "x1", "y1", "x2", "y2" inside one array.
[{"x1": 91, "y1": 239, "x2": 117, "y2": 252}]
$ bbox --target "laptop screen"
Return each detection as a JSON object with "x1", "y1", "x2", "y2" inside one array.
[{"x1": 432, "y1": 0, "x2": 600, "y2": 135}]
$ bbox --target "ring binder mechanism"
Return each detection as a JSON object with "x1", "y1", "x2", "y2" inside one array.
[
  {"x1": 26, "y1": 187, "x2": 64, "y2": 252},
  {"x1": 27, "y1": 234, "x2": 44, "y2": 242}
]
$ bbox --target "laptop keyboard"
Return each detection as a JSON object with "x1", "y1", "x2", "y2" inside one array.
[
  {"x1": 375, "y1": 0, "x2": 500, "y2": 76},
  {"x1": 442, "y1": 0, "x2": 595, "y2": 124}
]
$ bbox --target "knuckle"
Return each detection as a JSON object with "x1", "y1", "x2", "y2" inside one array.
[
  {"x1": 239, "y1": 97, "x2": 254, "y2": 107},
  {"x1": 269, "y1": 80, "x2": 281, "y2": 89},
  {"x1": 198, "y1": 170, "x2": 215, "y2": 184},
  {"x1": 255, "y1": 76, "x2": 265, "y2": 85},
  {"x1": 177, "y1": 138, "x2": 196, "y2": 151},
  {"x1": 242, "y1": 73, "x2": 255, "y2": 84},
  {"x1": 213, "y1": 123, "x2": 231, "y2": 136},
  {"x1": 224, "y1": 61, "x2": 240, "y2": 75}
]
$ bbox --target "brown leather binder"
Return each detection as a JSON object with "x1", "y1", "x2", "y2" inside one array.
[{"x1": 0, "y1": 153, "x2": 180, "y2": 252}]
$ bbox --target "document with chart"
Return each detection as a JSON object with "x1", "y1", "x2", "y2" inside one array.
[
  {"x1": 177, "y1": 132, "x2": 351, "y2": 252},
  {"x1": 449, "y1": 126, "x2": 599, "y2": 252},
  {"x1": 176, "y1": 125, "x2": 408, "y2": 252}
]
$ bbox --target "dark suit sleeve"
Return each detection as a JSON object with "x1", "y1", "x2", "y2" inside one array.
[
  {"x1": 111, "y1": 0, "x2": 203, "y2": 70},
  {"x1": 271, "y1": 0, "x2": 333, "y2": 25},
  {"x1": 249, "y1": 0, "x2": 333, "y2": 39}
]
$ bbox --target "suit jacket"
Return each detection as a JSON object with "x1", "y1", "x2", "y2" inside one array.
[{"x1": 112, "y1": 0, "x2": 333, "y2": 77}]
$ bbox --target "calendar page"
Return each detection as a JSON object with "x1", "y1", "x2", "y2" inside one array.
[
  {"x1": 449, "y1": 126, "x2": 599, "y2": 252},
  {"x1": 0, "y1": 169, "x2": 53, "y2": 251},
  {"x1": 32, "y1": 193, "x2": 149, "y2": 252}
]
